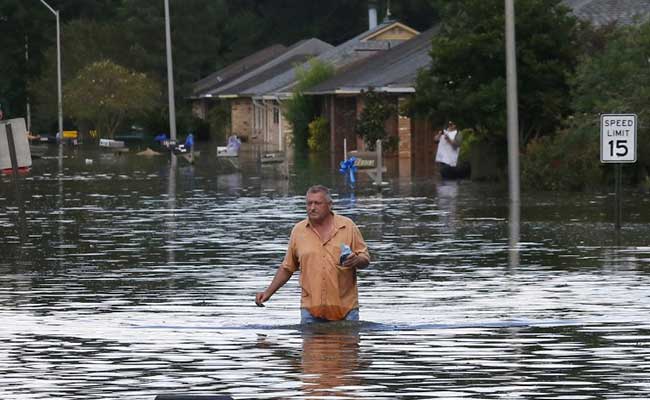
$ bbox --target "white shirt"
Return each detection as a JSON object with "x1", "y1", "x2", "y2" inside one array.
[{"x1": 435, "y1": 129, "x2": 460, "y2": 167}]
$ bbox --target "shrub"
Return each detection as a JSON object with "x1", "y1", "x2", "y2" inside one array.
[
  {"x1": 307, "y1": 116, "x2": 329, "y2": 152},
  {"x1": 283, "y1": 59, "x2": 334, "y2": 151},
  {"x1": 521, "y1": 123, "x2": 602, "y2": 191},
  {"x1": 355, "y1": 89, "x2": 396, "y2": 151}
]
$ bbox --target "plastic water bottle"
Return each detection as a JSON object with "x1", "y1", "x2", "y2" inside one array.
[{"x1": 340, "y1": 244, "x2": 352, "y2": 264}]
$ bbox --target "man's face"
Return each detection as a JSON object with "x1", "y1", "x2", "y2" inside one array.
[{"x1": 306, "y1": 192, "x2": 331, "y2": 224}]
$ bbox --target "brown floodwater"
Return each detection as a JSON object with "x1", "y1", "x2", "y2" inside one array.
[{"x1": 1, "y1": 142, "x2": 650, "y2": 399}]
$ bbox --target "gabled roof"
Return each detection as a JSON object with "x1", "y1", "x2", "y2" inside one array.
[
  {"x1": 192, "y1": 44, "x2": 287, "y2": 98},
  {"x1": 563, "y1": 0, "x2": 650, "y2": 26},
  {"x1": 304, "y1": 26, "x2": 438, "y2": 96},
  {"x1": 246, "y1": 21, "x2": 419, "y2": 99},
  {"x1": 361, "y1": 21, "x2": 419, "y2": 41},
  {"x1": 212, "y1": 38, "x2": 334, "y2": 98}
]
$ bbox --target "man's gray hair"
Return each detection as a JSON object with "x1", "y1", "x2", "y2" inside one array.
[{"x1": 306, "y1": 185, "x2": 332, "y2": 203}]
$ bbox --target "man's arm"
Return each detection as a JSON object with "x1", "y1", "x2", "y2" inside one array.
[
  {"x1": 257, "y1": 226, "x2": 298, "y2": 306},
  {"x1": 255, "y1": 266, "x2": 293, "y2": 306},
  {"x1": 447, "y1": 131, "x2": 462, "y2": 149}
]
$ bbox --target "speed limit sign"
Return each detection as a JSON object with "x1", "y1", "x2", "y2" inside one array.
[{"x1": 600, "y1": 114, "x2": 637, "y2": 163}]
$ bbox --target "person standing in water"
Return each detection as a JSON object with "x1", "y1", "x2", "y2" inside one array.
[
  {"x1": 255, "y1": 185, "x2": 370, "y2": 323},
  {"x1": 434, "y1": 121, "x2": 463, "y2": 178}
]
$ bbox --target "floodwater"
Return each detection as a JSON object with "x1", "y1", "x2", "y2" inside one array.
[{"x1": 2, "y1": 142, "x2": 650, "y2": 399}]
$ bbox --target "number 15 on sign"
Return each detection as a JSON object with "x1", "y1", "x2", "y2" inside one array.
[{"x1": 600, "y1": 114, "x2": 637, "y2": 163}]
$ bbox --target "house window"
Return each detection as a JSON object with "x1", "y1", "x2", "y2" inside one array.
[{"x1": 273, "y1": 108, "x2": 279, "y2": 124}]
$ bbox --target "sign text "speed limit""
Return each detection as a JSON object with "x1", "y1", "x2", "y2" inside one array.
[{"x1": 600, "y1": 114, "x2": 637, "y2": 163}]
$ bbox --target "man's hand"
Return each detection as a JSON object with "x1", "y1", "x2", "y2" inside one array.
[
  {"x1": 255, "y1": 267, "x2": 293, "y2": 307},
  {"x1": 255, "y1": 291, "x2": 270, "y2": 307},
  {"x1": 342, "y1": 253, "x2": 369, "y2": 270}
]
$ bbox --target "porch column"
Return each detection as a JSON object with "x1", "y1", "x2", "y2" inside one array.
[{"x1": 398, "y1": 96, "x2": 412, "y2": 159}]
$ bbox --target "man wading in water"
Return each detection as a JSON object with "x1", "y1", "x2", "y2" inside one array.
[{"x1": 255, "y1": 185, "x2": 370, "y2": 323}]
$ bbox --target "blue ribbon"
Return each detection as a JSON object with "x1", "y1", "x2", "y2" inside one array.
[{"x1": 339, "y1": 157, "x2": 357, "y2": 186}]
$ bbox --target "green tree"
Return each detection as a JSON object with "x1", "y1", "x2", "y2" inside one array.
[
  {"x1": 283, "y1": 58, "x2": 334, "y2": 151},
  {"x1": 30, "y1": 19, "x2": 128, "y2": 131},
  {"x1": 413, "y1": 0, "x2": 578, "y2": 144},
  {"x1": 355, "y1": 89, "x2": 397, "y2": 151},
  {"x1": 1, "y1": 0, "x2": 124, "y2": 128},
  {"x1": 570, "y1": 22, "x2": 650, "y2": 183},
  {"x1": 0, "y1": 0, "x2": 56, "y2": 123},
  {"x1": 64, "y1": 60, "x2": 160, "y2": 139},
  {"x1": 117, "y1": 0, "x2": 230, "y2": 95}
]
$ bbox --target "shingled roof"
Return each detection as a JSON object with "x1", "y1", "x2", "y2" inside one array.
[
  {"x1": 192, "y1": 44, "x2": 287, "y2": 98},
  {"x1": 564, "y1": 0, "x2": 650, "y2": 26},
  {"x1": 208, "y1": 38, "x2": 333, "y2": 98},
  {"x1": 245, "y1": 21, "x2": 418, "y2": 99},
  {"x1": 305, "y1": 27, "x2": 437, "y2": 95},
  {"x1": 220, "y1": 54, "x2": 314, "y2": 97}
]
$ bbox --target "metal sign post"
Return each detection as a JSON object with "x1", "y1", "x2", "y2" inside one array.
[
  {"x1": 600, "y1": 114, "x2": 637, "y2": 229},
  {"x1": 4, "y1": 123, "x2": 18, "y2": 176}
]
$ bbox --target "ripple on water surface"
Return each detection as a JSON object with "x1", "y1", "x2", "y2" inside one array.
[{"x1": 1, "y1": 150, "x2": 650, "y2": 398}]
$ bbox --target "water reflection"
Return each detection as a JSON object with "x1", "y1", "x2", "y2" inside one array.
[
  {"x1": 167, "y1": 154, "x2": 177, "y2": 265},
  {"x1": 509, "y1": 199, "x2": 520, "y2": 268},
  {"x1": 436, "y1": 180, "x2": 459, "y2": 230},
  {"x1": 300, "y1": 324, "x2": 363, "y2": 397}
]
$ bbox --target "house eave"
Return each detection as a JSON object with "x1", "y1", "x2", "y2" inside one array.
[{"x1": 306, "y1": 86, "x2": 416, "y2": 95}]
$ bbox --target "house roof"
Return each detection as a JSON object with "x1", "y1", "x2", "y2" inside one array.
[
  {"x1": 563, "y1": 0, "x2": 650, "y2": 26},
  {"x1": 192, "y1": 44, "x2": 287, "y2": 98},
  {"x1": 212, "y1": 38, "x2": 334, "y2": 98},
  {"x1": 222, "y1": 55, "x2": 314, "y2": 97},
  {"x1": 245, "y1": 21, "x2": 419, "y2": 99},
  {"x1": 304, "y1": 26, "x2": 438, "y2": 96}
]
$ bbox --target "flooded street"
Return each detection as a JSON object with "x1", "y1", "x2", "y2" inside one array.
[{"x1": 2, "y1": 143, "x2": 650, "y2": 399}]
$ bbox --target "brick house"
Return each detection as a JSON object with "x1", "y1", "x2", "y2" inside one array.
[
  {"x1": 304, "y1": 27, "x2": 438, "y2": 177},
  {"x1": 190, "y1": 18, "x2": 418, "y2": 151},
  {"x1": 247, "y1": 20, "x2": 418, "y2": 152},
  {"x1": 190, "y1": 44, "x2": 288, "y2": 131},
  {"x1": 191, "y1": 40, "x2": 332, "y2": 146}
]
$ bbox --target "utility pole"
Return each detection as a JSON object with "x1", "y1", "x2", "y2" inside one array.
[
  {"x1": 164, "y1": 0, "x2": 177, "y2": 142},
  {"x1": 505, "y1": 0, "x2": 520, "y2": 207},
  {"x1": 39, "y1": 0, "x2": 63, "y2": 157},
  {"x1": 505, "y1": 0, "x2": 520, "y2": 267}
]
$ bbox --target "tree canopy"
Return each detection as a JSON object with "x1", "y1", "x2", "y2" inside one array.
[
  {"x1": 64, "y1": 60, "x2": 160, "y2": 138},
  {"x1": 571, "y1": 22, "x2": 650, "y2": 180},
  {"x1": 413, "y1": 0, "x2": 579, "y2": 144},
  {"x1": 355, "y1": 89, "x2": 397, "y2": 151}
]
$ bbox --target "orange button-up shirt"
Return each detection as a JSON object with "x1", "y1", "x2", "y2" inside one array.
[{"x1": 281, "y1": 213, "x2": 370, "y2": 320}]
